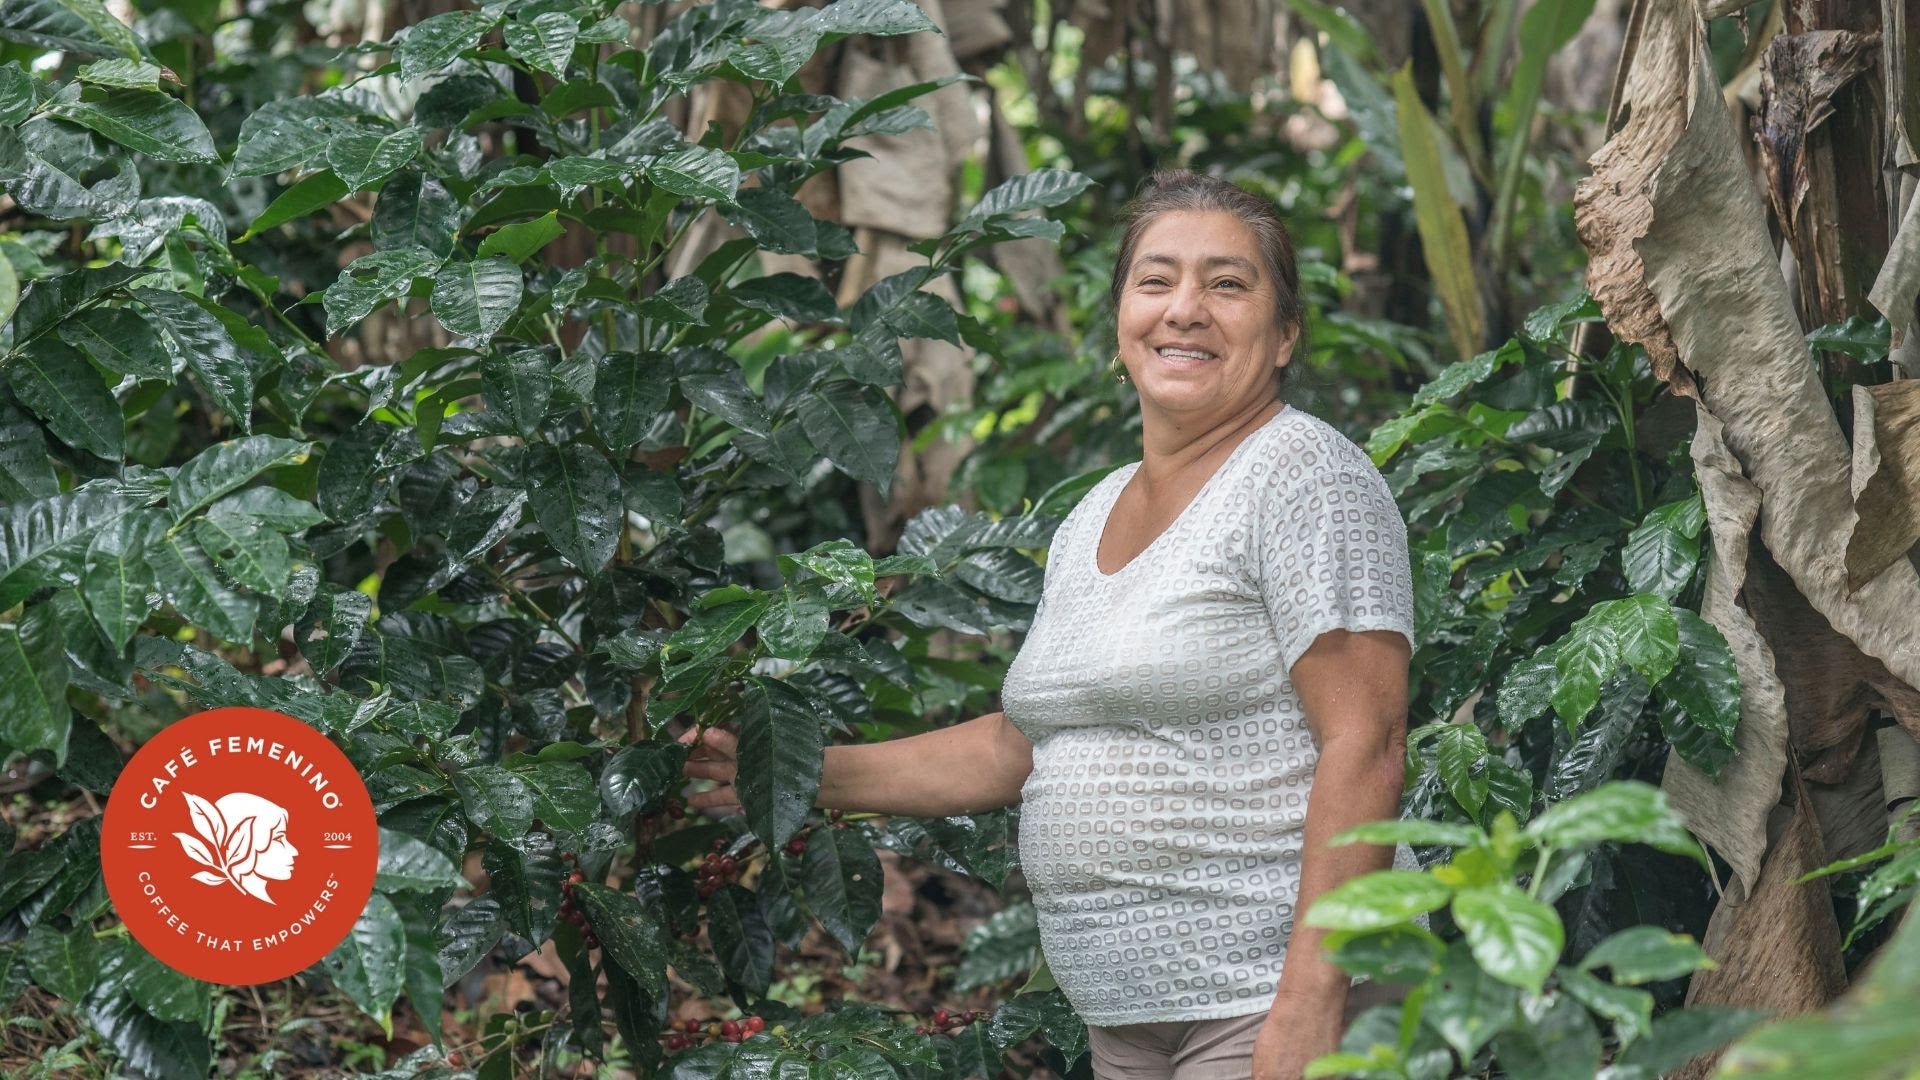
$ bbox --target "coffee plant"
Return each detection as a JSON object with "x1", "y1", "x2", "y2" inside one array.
[
  {"x1": 6, "y1": 0, "x2": 1907, "y2": 1075},
  {"x1": 1376, "y1": 296, "x2": 1744, "y2": 924},
  {"x1": 0, "y1": 0, "x2": 1101, "y2": 1074},
  {"x1": 1301, "y1": 782, "x2": 1765, "y2": 1079},
  {"x1": 1267, "y1": 297, "x2": 1770, "y2": 1078}
]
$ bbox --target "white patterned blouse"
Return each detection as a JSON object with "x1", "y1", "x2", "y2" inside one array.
[{"x1": 1000, "y1": 404, "x2": 1419, "y2": 1026}]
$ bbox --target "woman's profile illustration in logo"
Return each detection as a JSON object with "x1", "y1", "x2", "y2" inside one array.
[{"x1": 174, "y1": 791, "x2": 300, "y2": 904}]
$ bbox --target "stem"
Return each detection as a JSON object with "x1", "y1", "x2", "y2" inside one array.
[
  {"x1": 587, "y1": 48, "x2": 602, "y2": 152},
  {"x1": 625, "y1": 675, "x2": 652, "y2": 744},
  {"x1": 635, "y1": 210, "x2": 702, "y2": 283},
  {"x1": 712, "y1": 243, "x2": 758, "y2": 291},
  {"x1": 683, "y1": 459, "x2": 757, "y2": 526},
  {"x1": 1559, "y1": 483, "x2": 1637, "y2": 529},
  {"x1": 486, "y1": 566, "x2": 580, "y2": 650},
  {"x1": 451, "y1": 1018, "x2": 563, "y2": 1067},
  {"x1": 1488, "y1": 138, "x2": 1526, "y2": 277},
  {"x1": 1527, "y1": 846, "x2": 1552, "y2": 899},
  {"x1": 264, "y1": 297, "x2": 328, "y2": 359},
  {"x1": 1557, "y1": 355, "x2": 1646, "y2": 517},
  {"x1": 1589, "y1": 368, "x2": 1646, "y2": 515},
  {"x1": 1616, "y1": 393, "x2": 1645, "y2": 516}
]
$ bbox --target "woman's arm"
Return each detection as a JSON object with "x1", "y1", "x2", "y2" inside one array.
[
  {"x1": 1253, "y1": 626, "x2": 1412, "y2": 1080},
  {"x1": 820, "y1": 710, "x2": 1035, "y2": 816},
  {"x1": 679, "y1": 710, "x2": 1034, "y2": 819}
]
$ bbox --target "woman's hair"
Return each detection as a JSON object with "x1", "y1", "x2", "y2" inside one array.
[
  {"x1": 214, "y1": 791, "x2": 294, "y2": 899},
  {"x1": 1109, "y1": 169, "x2": 1308, "y2": 396}
]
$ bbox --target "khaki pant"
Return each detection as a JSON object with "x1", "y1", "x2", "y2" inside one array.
[{"x1": 1084, "y1": 982, "x2": 1404, "y2": 1079}]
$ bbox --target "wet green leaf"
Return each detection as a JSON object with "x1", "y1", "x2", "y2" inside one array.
[
  {"x1": 9, "y1": 336, "x2": 123, "y2": 460},
  {"x1": 322, "y1": 892, "x2": 407, "y2": 1028},
  {"x1": 736, "y1": 677, "x2": 823, "y2": 850},
  {"x1": 45, "y1": 86, "x2": 217, "y2": 163}
]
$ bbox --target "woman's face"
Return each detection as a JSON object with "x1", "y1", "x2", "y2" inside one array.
[
  {"x1": 255, "y1": 827, "x2": 298, "y2": 880},
  {"x1": 1115, "y1": 209, "x2": 1295, "y2": 422}
]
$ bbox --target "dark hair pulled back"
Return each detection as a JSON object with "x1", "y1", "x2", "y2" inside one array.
[{"x1": 1109, "y1": 170, "x2": 1308, "y2": 397}]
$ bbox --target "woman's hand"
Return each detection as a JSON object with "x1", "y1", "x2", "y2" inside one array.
[
  {"x1": 1252, "y1": 990, "x2": 1344, "y2": 1080},
  {"x1": 677, "y1": 726, "x2": 743, "y2": 817}
]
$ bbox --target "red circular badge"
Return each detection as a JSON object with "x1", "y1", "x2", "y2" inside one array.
[{"x1": 102, "y1": 707, "x2": 380, "y2": 985}]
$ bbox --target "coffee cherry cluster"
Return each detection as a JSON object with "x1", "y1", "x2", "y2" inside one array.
[
  {"x1": 913, "y1": 1007, "x2": 981, "y2": 1037},
  {"x1": 784, "y1": 833, "x2": 808, "y2": 856},
  {"x1": 696, "y1": 837, "x2": 739, "y2": 899},
  {"x1": 662, "y1": 1015, "x2": 766, "y2": 1052},
  {"x1": 555, "y1": 853, "x2": 599, "y2": 950},
  {"x1": 633, "y1": 797, "x2": 686, "y2": 861}
]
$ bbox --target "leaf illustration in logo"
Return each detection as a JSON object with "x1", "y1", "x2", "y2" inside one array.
[
  {"x1": 223, "y1": 815, "x2": 255, "y2": 870},
  {"x1": 183, "y1": 791, "x2": 226, "y2": 851},
  {"x1": 175, "y1": 831, "x2": 220, "y2": 870},
  {"x1": 190, "y1": 871, "x2": 228, "y2": 886}
]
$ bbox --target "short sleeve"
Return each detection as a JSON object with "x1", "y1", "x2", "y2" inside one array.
[
  {"x1": 1030, "y1": 538, "x2": 1059, "y2": 627},
  {"x1": 1026, "y1": 467, "x2": 1121, "y2": 630},
  {"x1": 1029, "y1": 501, "x2": 1079, "y2": 627},
  {"x1": 1257, "y1": 466, "x2": 1416, "y2": 672}
]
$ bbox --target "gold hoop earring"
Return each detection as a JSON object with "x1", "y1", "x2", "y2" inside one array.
[{"x1": 1110, "y1": 352, "x2": 1129, "y2": 383}]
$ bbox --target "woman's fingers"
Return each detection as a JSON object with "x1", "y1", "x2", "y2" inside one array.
[
  {"x1": 678, "y1": 727, "x2": 744, "y2": 814},
  {"x1": 679, "y1": 725, "x2": 738, "y2": 756},
  {"x1": 680, "y1": 727, "x2": 736, "y2": 774},
  {"x1": 685, "y1": 785, "x2": 735, "y2": 808},
  {"x1": 682, "y1": 758, "x2": 735, "y2": 782},
  {"x1": 685, "y1": 785, "x2": 742, "y2": 817}
]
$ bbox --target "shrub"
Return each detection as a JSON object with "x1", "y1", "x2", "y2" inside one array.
[{"x1": 0, "y1": 0, "x2": 1095, "y2": 1074}]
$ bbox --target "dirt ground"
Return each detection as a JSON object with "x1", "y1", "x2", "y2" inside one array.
[{"x1": 1, "y1": 780, "x2": 1059, "y2": 1078}]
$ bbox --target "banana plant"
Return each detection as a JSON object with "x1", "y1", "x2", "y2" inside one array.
[{"x1": 1285, "y1": 0, "x2": 1600, "y2": 354}]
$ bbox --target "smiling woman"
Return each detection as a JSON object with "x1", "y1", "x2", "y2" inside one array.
[
  {"x1": 1110, "y1": 170, "x2": 1308, "y2": 408},
  {"x1": 1011, "y1": 171, "x2": 1417, "y2": 1080},
  {"x1": 683, "y1": 171, "x2": 1418, "y2": 1080}
]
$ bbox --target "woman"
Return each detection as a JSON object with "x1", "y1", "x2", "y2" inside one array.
[{"x1": 683, "y1": 170, "x2": 1415, "y2": 1079}]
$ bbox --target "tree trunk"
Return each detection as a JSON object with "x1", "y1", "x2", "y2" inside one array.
[{"x1": 1574, "y1": 4, "x2": 1920, "y2": 1073}]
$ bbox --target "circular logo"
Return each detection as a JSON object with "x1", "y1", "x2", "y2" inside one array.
[{"x1": 102, "y1": 707, "x2": 380, "y2": 985}]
